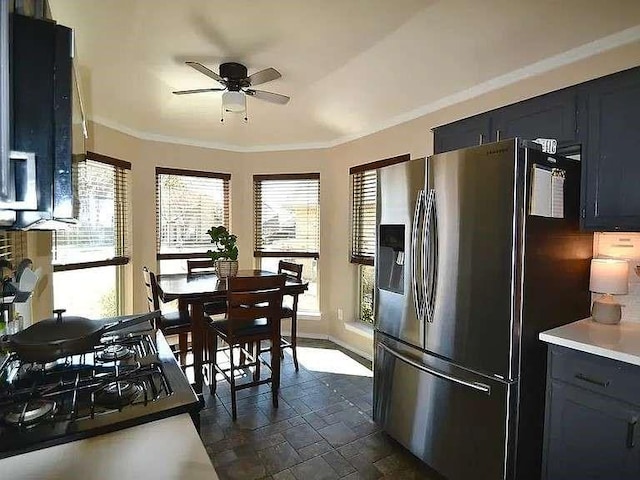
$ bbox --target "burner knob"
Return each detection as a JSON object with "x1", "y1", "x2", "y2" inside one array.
[{"x1": 52, "y1": 309, "x2": 66, "y2": 323}]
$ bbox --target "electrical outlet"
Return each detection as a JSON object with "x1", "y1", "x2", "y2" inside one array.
[{"x1": 337, "y1": 308, "x2": 343, "y2": 321}]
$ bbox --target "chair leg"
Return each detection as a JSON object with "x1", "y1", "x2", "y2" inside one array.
[
  {"x1": 291, "y1": 314, "x2": 299, "y2": 371},
  {"x1": 229, "y1": 343, "x2": 238, "y2": 421},
  {"x1": 178, "y1": 333, "x2": 187, "y2": 367},
  {"x1": 209, "y1": 331, "x2": 218, "y2": 395},
  {"x1": 271, "y1": 334, "x2": 280, "y2": 409},
  {"x1": 253, "y1": 342, "x2": 260, "y2": 382}
]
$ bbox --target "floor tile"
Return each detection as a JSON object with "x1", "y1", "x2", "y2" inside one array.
[
  {"x1": 289, "y1": 456, "x2": 339, "y2": 480},
  {"x1": 204, "y1": 338, "x2": 434, "y2": 480},
  {"x1": 317, "y1": 421, "x2": 359, "y2": 448}
]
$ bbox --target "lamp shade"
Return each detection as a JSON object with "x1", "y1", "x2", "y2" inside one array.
[
  {"x1": 589, "y1": 258, "x2": 629, "y2": 295},
  {"x1": 222, "y1": 91, "x2": 245, "y2": 113}
]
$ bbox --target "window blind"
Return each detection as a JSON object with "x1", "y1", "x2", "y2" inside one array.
[
  {"x1": 53, "y1": 152, "x2": 131, "y2": 270},
  {"x1": 0, "y1": 232, "x2": 11, "y2": 265},
  {"x1": 253, "y1": 173, "x2": 320, "y2": 257},
  {"x1": 156, "y1": 167, "x2": 230, "y2": 260},
  {"x1": 350, "y1": 169, "x2": 377, "y2": 265}
]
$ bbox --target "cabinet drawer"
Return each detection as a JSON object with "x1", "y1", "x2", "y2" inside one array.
[{"x1": 549, "y1": 345, "x2": 640, "y2": 406}]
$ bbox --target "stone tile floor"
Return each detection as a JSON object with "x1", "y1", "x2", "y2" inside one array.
[{"x1": 199, "y1": 339, "x2": 442, "y2": 480}]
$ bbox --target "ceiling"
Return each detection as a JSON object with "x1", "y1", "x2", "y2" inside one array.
[{"x1": 50, "y1": 0, "x2": 640, "y2": 151}]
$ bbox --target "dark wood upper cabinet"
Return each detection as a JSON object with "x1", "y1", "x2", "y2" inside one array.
[
  {"x1": 492, "y1": 89, "x2": 578, "y2": 146},
  {"x1": 433, "y1": 114, "x2": 491, "y2": 154},
  {"x1": 581, "y1": 68, "x2": 640, "y2": 231}
]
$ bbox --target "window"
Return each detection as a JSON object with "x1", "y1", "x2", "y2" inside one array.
[
  {"x1": 350, "y1": 164, "x2": 377, "y2": 323},
  {"x1": 52, "y1": 152, "x2": 131, "y2": 318},
  {"x1": 156, "y1": 167, "x2": 230, "y2": 273},
  {"x1": 253, "y1": 173, "x2": 320, "y2": 313}
]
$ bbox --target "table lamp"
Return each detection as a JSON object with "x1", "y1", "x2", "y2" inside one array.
[{"x1": 589, "y1": 258, "x2": 629, "y2": 324}]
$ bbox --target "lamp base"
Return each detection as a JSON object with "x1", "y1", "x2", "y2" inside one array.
[{"x1": 592, "y1": 295, "x2": 622, "y2": 325}]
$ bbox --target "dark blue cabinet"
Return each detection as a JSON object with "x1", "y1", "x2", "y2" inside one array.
[
  {"x1": 433, "y1": 66, "x2": 640, "y2": 232},
  {"x1": 7, "y1": 14, "x2": 73, "y2": 228},
  {"x1": 582, "y1": 68, "x2": 640, "y2": 231},
  {"x1": 433, "y1": 114, "x2": 491, "y2": 154},
  {"x1": 543, "y1": 346, "x2": 640, "y2": 480},
  {"x1": 492, "y1": 89, "x2": 578, "y2": 146}
]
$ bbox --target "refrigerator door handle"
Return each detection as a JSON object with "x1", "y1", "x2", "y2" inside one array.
[
  {"x1": 411, "y1": 190, "x2": 426, "y2": 323},
  {"x1": 422, "y1": 189, "x2": 438, "y2": 323},
  {"x1": 379, "y1": 343, "x2": 491, "y2": 394}
]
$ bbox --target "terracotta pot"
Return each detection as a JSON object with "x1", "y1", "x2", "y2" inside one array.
[{"x1": 216, "y1": 260, "x2": 238, "y2": 278}]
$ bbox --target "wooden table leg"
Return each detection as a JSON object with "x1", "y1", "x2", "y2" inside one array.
[
  {"x1": 271, "y1": 318, "x2": 281, "y2": 408},
  {"x1": 191, "y1": 301, "x2": 205, "y2": 394}
]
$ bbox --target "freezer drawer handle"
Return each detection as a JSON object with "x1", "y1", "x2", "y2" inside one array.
[
  {"x1": 379, "y1": 343, "x2": 491, "y2": 395},
  {"x1": 574, "y1": 373, "x2": 610, "y2": 388}
]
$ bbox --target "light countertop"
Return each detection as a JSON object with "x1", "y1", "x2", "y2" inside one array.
[
  {"x1": 0, "y1": 414, "x2": 218, "y2": 480},
  {"x1": 539, "y1": 318, "x2": 640, "y2": 366}
]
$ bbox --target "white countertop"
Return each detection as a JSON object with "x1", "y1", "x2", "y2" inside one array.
[
  {"x1": 539, "y1": 318, "x2": 640, "y2": 366},
  {"x1": 0, "y1": 414, "x2": 218, "y2": 480}
]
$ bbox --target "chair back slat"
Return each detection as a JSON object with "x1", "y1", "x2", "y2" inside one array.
[
  {"x1": 187, "y1": 259, "x2": 216, "y2": 274},
  {"x1": 278, "y1": 261, "x2": 303, "y2": 281},
  {"x1": 143, "y1": 266, "x2": 160, "y2": 311},
  {"x1": 226, "y1": 275, "x2": 285, "y2": 335}
]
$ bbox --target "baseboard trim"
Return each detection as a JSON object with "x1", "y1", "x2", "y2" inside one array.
[
  {"x1": 328, "y1": 335, "x2": 373, "y2": 362},
  {"x1": 284, "y1": 330, "x2": 373, "y2": 361}
]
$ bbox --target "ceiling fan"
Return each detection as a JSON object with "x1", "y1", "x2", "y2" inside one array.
[{"x1": 173, "y1": 61, "x2": 290, "y2": 112}]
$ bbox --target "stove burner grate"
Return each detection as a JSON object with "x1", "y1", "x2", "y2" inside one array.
[
  {"x1": 97, "y1": 344, "x2": 134, "y2": 362},
  {"x1": 94, "y1": 381, "x2": 143, "y2": 409},
  {"x1": 3, "y1": 399, "x2": 57, "y2": 427}
]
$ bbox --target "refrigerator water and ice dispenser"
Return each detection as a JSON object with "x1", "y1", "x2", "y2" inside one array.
[{"x1": 378, "y1": 224, "x2": 404, "y2": 294}]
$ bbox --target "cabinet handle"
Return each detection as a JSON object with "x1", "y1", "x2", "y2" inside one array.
[
  {"x1": 574, "y1": 373, "x2": 610, "y2": 388},
  {"x1": 478, "y1": 133, "x2": 484, "y2": 145},
  {"x1": 496, "y1": 129, "x2": 501, "y2": 141},
  {"x1": 627, "y1": 420, "x2": 637, "y2": 449}
]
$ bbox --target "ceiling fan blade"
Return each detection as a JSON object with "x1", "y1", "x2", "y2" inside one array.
[
  {"x1": 245, "y1": 89, "x2": 290, "y2": 105},
  {"x1": 247, "y1": 67, "x2": 281, "y2": 87},
  {"x1": 172, "y1": 88, "x2": 225, "y2": 95},
  {"x1": 185, "y1": 61, "x2": 226, "y2": 85}
]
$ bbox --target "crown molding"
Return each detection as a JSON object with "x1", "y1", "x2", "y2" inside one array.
[{"x1": 92, "y1": 25, "x2": 640, "y2": 153}]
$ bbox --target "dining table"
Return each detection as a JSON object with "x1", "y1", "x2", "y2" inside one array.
[{"x1": 155, "y1": 269, "x2": 308, "y2": 393}]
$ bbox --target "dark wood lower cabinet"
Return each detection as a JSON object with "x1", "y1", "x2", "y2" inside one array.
[{"x1": 543, "y1": 346, "x2": 640, "y2": 480}]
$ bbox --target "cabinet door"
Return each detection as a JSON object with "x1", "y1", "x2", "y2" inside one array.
[
  {"x1": 493, "y1": 89, "x2": 578, "y2": 145},
  {"x1": 582, "y1": 68, "x2": 640, "y2": 230},
  {"x1": 433, "y1": 114, "x2": 491, "y2": 154},
  {"x1": 544, "y1": 380, "x2": 640, "y2": 480}
]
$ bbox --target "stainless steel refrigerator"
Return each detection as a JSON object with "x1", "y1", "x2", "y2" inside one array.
[{"x1": 373, "y1": 139, "x2": 593, "y2": 480}]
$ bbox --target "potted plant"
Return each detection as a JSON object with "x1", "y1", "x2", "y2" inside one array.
[{"x1": 206, "y1": 225, "x2": 239, "y2": 278}]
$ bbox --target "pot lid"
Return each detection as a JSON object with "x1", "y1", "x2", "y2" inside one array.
[{"x1": 9, "y1": 309, "x2": 101, "y2": 346}]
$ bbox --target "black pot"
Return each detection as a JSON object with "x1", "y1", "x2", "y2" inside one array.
[{"x1": 0, "y1": 309, "x2": 160, "y2": 362}]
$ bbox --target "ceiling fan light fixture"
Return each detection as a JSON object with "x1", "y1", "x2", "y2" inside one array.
[{"x1": 222, "y1": 91, "x2": 245, "y2": 113}]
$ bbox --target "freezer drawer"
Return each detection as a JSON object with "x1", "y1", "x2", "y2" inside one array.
[{"x1": 373, "y1": 334, "x2": 517, "y2": 480}]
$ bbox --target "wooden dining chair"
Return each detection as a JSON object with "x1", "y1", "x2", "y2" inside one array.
[
  {"x1": 143, "y1": 266, "x2": 192, "y2": 367},
  {"x1": 207, "y1": 274, "x2": 285, "y2": 420},
  {"x1": 186, "y1": 259, "x2": 227, "y2": 317},
  {"x1": 277, "y1": 260, "x2": 303, "y2": 371}
]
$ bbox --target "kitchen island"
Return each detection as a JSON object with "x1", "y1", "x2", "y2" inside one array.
[{"x1": 0, "y1": 413, "x2": 218, "y2": 479}]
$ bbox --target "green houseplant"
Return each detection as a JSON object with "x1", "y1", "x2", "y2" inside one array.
[{"x1": 207, "y1": 225, "x2": 239, "y2": 278}]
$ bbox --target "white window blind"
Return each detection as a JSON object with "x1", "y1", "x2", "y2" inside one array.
[
  {"x1": 156, "y1": 167, "x2": 230, "y2": 259},
  {"x1": 253, "y1": 173, "x2": 320, "y2": 257},
  {"x1": 350, "y1": 169, "x2": 377, "y2": 265},
  {"x1": 53, "y1": 152, "x2": 131, "y2": 269}
]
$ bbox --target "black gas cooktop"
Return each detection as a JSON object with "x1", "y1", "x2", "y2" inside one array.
[{"x1": 0, "y1": 316, "x2": 200, "y2": 459}]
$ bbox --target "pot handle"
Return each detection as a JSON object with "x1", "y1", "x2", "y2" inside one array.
[{"x1": 101, "y1": 310, "x2": 161, "y2": 334}]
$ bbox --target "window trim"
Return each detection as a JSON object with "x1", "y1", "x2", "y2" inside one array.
[
  {"x1": 155, "y1": 166, "x2": 231, "y2": 261},
  {"x1": 52, "y1": 152, "x2": 131, "y2": 270}
]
